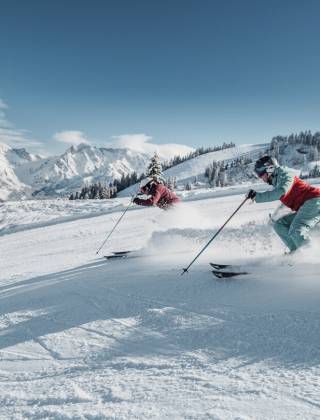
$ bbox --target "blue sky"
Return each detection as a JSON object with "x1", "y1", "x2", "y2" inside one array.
[{"x1": 1, "y1": 0, "x2": 320, "y2": 154}]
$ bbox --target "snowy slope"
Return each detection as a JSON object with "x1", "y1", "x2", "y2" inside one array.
[
  {"x1": 0, "y1": 190, "x2": 320, "y2": 418},
  {"x1": 163, "y1": 143, "x2": 269, "y2": 183}
]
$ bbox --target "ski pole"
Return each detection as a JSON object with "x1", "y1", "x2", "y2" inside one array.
[
  {"x1": 96, "y1": 194, "x2": 136, "y2": 255},
  {"x1": 181, "y1": 196, "x2": 249, "y2": 274}
]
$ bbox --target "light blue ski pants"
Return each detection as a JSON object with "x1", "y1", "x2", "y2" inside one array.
[{"x1": 273, "y1": 197, "x2": 320, "y2": 251}]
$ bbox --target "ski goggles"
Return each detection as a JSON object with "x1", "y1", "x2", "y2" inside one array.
[
  {"x1": 256, "y1": 167, "x2": 276, "y2": 180},
  {"x1": 254, "y1": 166, "x2": 269, "y2": 177}
]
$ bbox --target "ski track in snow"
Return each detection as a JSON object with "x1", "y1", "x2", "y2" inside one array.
[{"x1": 0, "y1": 193, "x2": 320, "y2": 419}]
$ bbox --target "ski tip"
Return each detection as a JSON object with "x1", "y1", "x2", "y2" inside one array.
[
  {"x1": 103, "y1": 250, "x2": 133, "y2": 259},
  {"x1": 209, "y1": 262, "x2": 231, "y2": 269}
]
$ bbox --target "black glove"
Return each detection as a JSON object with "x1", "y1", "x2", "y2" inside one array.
[{"x1": 247, "y1": 189, "x2": 256, "y2": 200}]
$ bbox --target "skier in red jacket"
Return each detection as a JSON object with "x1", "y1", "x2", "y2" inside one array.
[{"x1": 133, "y1": 177, "x2": 180, "y2": 210}]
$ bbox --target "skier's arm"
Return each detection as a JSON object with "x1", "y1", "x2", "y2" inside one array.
[
  {"x1": 134, "y1": 188, "x2": 162, "y2": 206},
  {"x1": 255, "y1": 169, "x2": 294, "y2": 203}
]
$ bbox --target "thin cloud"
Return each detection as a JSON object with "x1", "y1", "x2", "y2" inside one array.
[
  {"x1": 0, "y1": 98, "x2": 43, "y2": 149},
  {"x1": 110, "y1": 133, "x2": 194, "y2": 160},
  {"x1": 0, "y1": 99, "x2": 8, "y2": 109},
  {"x1": 53, "y1": 130, "x2": 91, "y2": 146}
]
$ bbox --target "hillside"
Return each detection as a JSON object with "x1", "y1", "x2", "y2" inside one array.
[
  {"x1": 163, "y1": 143, "x2": 269, "y2": 183},
  {"x1": 120, "y1": 143, "x2": 269, "y2": 196}
]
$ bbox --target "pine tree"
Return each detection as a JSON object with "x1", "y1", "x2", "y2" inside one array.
[
  {"x1": 100, "y1": 186, "x2": 110, "y2": 199},
  {"x1": 167, "y1": 177, "x2": 173, "y2": 190},
  {"x1": 146, "y1": 152, "x2": 163, "y2": 179},
  {"x1": 79, "y1": 187, "x2": 86, "y2": 199},
  {"x1": 173, "y1": 177, "x2": 177, "y2": 189},
  {"x1": 218, "y1": 167, "x2": 228, "y2": 187}
]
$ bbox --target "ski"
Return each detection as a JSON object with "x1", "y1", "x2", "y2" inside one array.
[
  {"x1": 104, "y1": 250, "x2": 133, "y2": 260},
  {"x1": 211, "y1": 270, "x2": 249, "y2": 279},
  {"x1": 210, "y1": 262, "x2": 249, "y2": 279},
  {"x1": 210, "y1": 262, "x2": 232, "y2": 270},
  {"x1": 210, "y1": 262, "x2": 245, "y2": 272},
  {"x1": 104, "y1": 254, "x2": 128, "y2": 260},
  {"x1": 103, "y1": 250, "x2": 143, "y2": 260}
]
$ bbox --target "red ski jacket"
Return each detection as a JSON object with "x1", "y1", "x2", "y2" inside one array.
[
  {"x1": 256, "y1": 166, "x2": 320, "y2": 211},
  {"x1": 134, "y1": 183, "x2": 180, "y2": 209},
  {"x1": 280, "y1": 176, "x2": 320, "y2": 211}
]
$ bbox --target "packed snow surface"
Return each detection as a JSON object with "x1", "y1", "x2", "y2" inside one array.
[{"x1": 0, "y1": 188, "x2": 320, "y2": 419}]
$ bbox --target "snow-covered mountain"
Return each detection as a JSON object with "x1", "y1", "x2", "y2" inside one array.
[
  {"x1": 1, "y1": 142, "x2": 162, "y2": 200},
  {"x1": 14, "y1": 144, "x2": 151, "y2": 197},
  {"x1": 0, "y1": 143, "x2": 37, "y2": 201}
]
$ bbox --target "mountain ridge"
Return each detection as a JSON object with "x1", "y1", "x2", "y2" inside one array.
[{"x1": 0, "y1": 142, "x2": 192, "y2": 200}]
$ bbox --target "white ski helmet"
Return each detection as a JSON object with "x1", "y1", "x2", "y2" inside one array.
[
  {"x1": 140, "y1": 177, "x2": 153, "y2": 188},
  {"x1": 140, "y1": 176, "x2": 164, "y2": 188}
]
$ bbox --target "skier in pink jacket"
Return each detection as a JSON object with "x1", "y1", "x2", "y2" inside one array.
[{"x1": 133, "y1": 177, "x2": 180, "y2": 210}]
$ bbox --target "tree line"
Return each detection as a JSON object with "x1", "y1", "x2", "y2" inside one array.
[
  {"x1": 69, "y1": 182, "x2": 118, "y2": 200},
  {"x1": 202, "y1": 131, "x2": 320, "y2": 189},
  {"x1": 270, "y1": 131, "x2": 320, "y2": 163},
  {"x1": 204, "y1": 156, "x2": 253, "y2": 187}
]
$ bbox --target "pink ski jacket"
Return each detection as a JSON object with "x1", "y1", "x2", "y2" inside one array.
[{"x1": 134, "y1": 183, "x2": 180, "y2": 209}]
